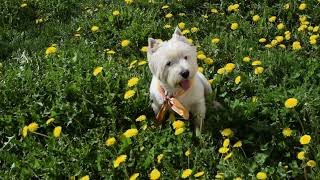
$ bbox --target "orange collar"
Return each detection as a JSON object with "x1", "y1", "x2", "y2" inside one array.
[{"x1": 155, "y1": 80, "x2": 191, "y2": 123}]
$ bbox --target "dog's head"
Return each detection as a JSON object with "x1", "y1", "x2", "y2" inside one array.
[{"x1": 147, "y1": 27, "x2": 197, "y2": 90}]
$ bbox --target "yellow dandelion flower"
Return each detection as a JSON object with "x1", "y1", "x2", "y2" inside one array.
[
  {"x1": 121, "y1": 40, "x2": 130, "y2": 47},
  {"x1": 256, "y1": 172, "x2": 267, "y2": 180},
  {"x1": 243, "y1": 56, "x2": 251, "y2": 62},
  {"x1": 149, "y1": 168, "x2": 161, "y2": 180},
  {"x1": 282, "y1": 128, "x2": 292, "y2": 137},
  {"x1": 310, "y1": 35, "x2": 319, "y2": 41},
  {"x1": 259, "y1": 38, "x2": 267, "y2": 43},
  {"x1": 211, "y1": 8, "x2": 218, "y2": 13},
  {"x1": 307, "y1": 160, "x2": 316, "y2": 168},
  {"x1": 93, "y1": 66, "x2": 103, "y2": 76},
  {"x1": 313, "y1": 26, "x2": 319, "y2": 32},
  {"x1": 233, "y1": 140, "x2": 242, "y2": 148},
  {"x1": 91, "y1": 26, "x2": 99, "y2": 32},
  {"x1": 217, "y1": 67, "x2": 225, "y2": 75},
  {"x1": 270, "y1": 39, "x2": 278, "y2": 47},
  {"x1": 124, "y1": 90, "x2": 135, "y2": 99},
  {"x1": 138, "y1": 60, "x2": 147, "y2": 66},
  {"x1": 204, "y1": 58, "x2": 214, "y2": 65},
  {"x1": 186, "y1": 38, "x2": 193, "y2": 44},
  {"x1": 201, "y1": 15, "x2": 208, "y2": 19},
  {"x1": 182, "y1": 29, "x2": 190, "y2": 35},
  {"x1": 197, "y1": 51, "x2": 204, "y2": 55},
  {"x1": 128, "y1": 77, "x2": 139, "y2": 87},
  {"x1": 105, "y1": 137, "x2": 116, "y2": 146},
  {"x1": 112, "y1": 10, "x2": 120, "y2": 16},
  {"x1": 268, "y1": 16, "x2": 276, "y2": 22},
  {"x1": 191, "y1": 27, "x2": 199, "y2": 33},
  {"x1": 53, "y1": 126, "x2": 62, "y2": 138},
  {"x1": 215, "y1": 172, "x2": 224, "y2": 179},
  {"x1": 211, "y1": 38, "x2": 220, "y2": 44},
  {"x1": 218, "y1": 147, "x2": 229, "y2": 154},
  {"x1": 79, "y1": 175, "x2": 89, "y2": 180},
  {"x1": 194, "y1": 171, "x2": 205, "y2": 177},
  {"x1": 172, "y1": 120, "x2": 185, "y2": 129},
  {"x1": 46, "y1": 118, "x2": 55, "y2": 125},
  {"x1": 227, "y1": 4, "x2": 239, "y2": 12},
  {"x1": 185, "y1": 149, "x2": 191, "y2": 156},
  {"x1": 125, "y1": 0, "x2": 133, "y2": 5},
  {"x1": 252, "y1": 15, "x2": 260, "y2": 22},
  {"x1": 20, "y1": 3, "x2": 27, "y2": 8},
  {"x1": 275, "y1": 36, "x2": 284, "y2": 43},
  {"x1": 221, "y1": 128, "x2": 233, "y2": 137},
  {"x1": 140, "y1": 46, "x2": 148, "y2": 52},
  {"x1": 129, "y1": 60, "x2": 138, "y2": 69},
  {"x1": 224, "y1": 152, "x2": 233, "y2": 160},
  {"x1": 234, "y1": 177, "x2": 242, "y2": 180},
  {"x1": 252, "y1": 60, "x2": 262, "y2": 66},
  {"x1": 231, "y1": 23, "x2": 239, "y2": 30},
  {"x1": 307, "y1": 26, "x2": 313, "y2": 31},
  {"x1": 123, "y1": 128, "x2": 138, "y2": 138},
  {"x1": 175, "y1": 127, "x2": 185, "y2": 135},
  {"x1": 300, "y1": 134, "x2": 311, "y2": 145},
  {"x1": 235, "y1": 76, "x2": 241, "y2": 85},
  {"x1": 265, "y1": 44, "x2": 272, "y2": 48},
  {"x1": 297, "y1": 151, "x2": 305, "y2": 160},
  {"x1": 28, "y1": 122, "x2": 39, "y2": 132},
  {"x1": 283, "y1": 3, "x2": 290, "y2": 10},
  {"x1": 197, "y1": 54, "x2": 206, "y2": 60},
  {"x1": 157, "y1": 154, "x2": 164, "y2": 164},
  {"x1": 284, "y1": 98, "x2": 298, "y2": 108},
  {"x1": 252, "y1": 96, "x2": 258, "y2": 103},
  {"x1": 165, "y1": 13, "x2": 173, "y2": 18},
  {"x1": 136, "y1": 115, "x2": 146, "y2": 122},
  {"x1": 224, "y1": 63, "x2": 236, "y2": 73},
  {"x1": 181, "y1": 169, "x2": 192, "y2": 179},
  {"x1": 142, "y1": 124, "x2": 148, "y2": 130},
  {"x1": 162, "y1": 5, "x2": 169, "y2": 9},
  {"x1": 22, "y1": 126, "x2": 28, "y2": 137},
  {"x1": 129, "y1": 173, "x2": 139, "y2": 180},
  {"x1": 223, "y1": 138, "x2": 230, "y2": 147},
  {"x1": 113, "y1": 154, "x2": 127, "y2": 168},
  {"x1": 292, "y1": 41, "x2": 301, "y2": 50},
  {"x1": 106, "y1": 50, "x2": 116, "y2": 54},
  {"x1": 45, "y1": 46, "x2": 57, "y2": 55},
  {"x1": 198, "y1": 67, "x2": 204, "y2": 73},
  {"x1": 254, "y1": 67, "x2": 264, "y2": 75},
  {"x1": 279, "y1": 44, "x2": 286, "y2": 49},
  {"x1": 277, "y1": 23, "x2": 285, "y2": 30},
  {"x1": 163, "y1": 24, "x2": 172, "y2": 29},
  {"x1": 178, "y1": 22, "x2": 185, "y2": 29},
  {"x1": 310, "y1": 39, "x2": 317, "y2": 45},
  {"x1": 299, "y1": 3, "x2": 307, "y2": 10}
]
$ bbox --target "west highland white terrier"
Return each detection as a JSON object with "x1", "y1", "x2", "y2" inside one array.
[{"x1": 148, "y1": 27, "x2": 212, "y2": 136}]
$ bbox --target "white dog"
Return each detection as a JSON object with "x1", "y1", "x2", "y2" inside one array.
[{"x1": 148, "y1": 27, "x2": 212, "y2": 136}]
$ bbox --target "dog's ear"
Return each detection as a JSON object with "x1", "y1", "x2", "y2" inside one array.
[
  {"x1": 148, "y1": 38, "x2": 161, "y2": 53},
  {"x1": 172, "y1": 27, "x2": 193, "y2": 45}
]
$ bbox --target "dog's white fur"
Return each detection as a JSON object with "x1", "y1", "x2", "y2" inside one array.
[{"x1": 148, "y1": 27, "x2": 212, "y2": 136}]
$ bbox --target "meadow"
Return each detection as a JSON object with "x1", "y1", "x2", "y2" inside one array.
[{"x1": 0, "y1": 0, "x2": 320, "y2": 179}]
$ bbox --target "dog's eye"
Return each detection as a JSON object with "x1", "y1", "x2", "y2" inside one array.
[
  {"x1": 184, "y1": 56, "x2": 188, "y2": 60},
  {"x1": 166, "y1": 61, "x2": 171, "y2": 66}
]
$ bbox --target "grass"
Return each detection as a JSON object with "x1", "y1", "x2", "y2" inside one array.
[{"x1": 1, "y1": 0, "x2": 320, "y2": 179}]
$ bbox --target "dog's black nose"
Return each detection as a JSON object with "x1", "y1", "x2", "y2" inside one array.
[{"x1": 180, "y1": 70, "x2": 189, "y2": 78}]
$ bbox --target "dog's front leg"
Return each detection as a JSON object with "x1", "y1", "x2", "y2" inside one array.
[
  {"x1": 191, "y1": 99, "x2": 206, "y2": 137},
  {"x1": 151, "y1": 101, "x2": 161, "y2": 115}
]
